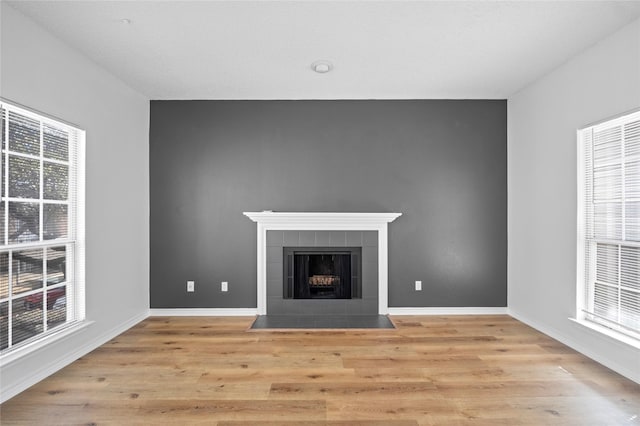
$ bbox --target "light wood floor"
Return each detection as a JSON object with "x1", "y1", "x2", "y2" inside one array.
[{"x1": 2, "y1": 315, "x2": 639, "y2": 425}]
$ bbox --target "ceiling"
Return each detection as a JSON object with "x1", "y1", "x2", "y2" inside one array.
[{"x1": 7, "y1": 1, "x2": 640, "y2": 100}]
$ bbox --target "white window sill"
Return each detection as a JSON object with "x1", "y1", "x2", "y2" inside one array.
[
  {"x1": 0, "y1": 320, "x2": 94, "y2": 366},
  {"x1": 570, "y1": 318, "x2": 640, "y2": 350}
]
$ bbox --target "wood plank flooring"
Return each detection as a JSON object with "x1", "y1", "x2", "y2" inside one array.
[{"x1": 1, "y1": 315, "x2": 639, "y2": 425}]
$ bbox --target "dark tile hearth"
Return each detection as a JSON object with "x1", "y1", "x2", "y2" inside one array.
[{"x1": 250, "y1": 315, "x2": 395, "y2": 330}]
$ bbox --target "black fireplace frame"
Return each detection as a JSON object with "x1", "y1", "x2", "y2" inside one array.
[{"x1": 283, "y1": 246, "x2": 362, "y2": 300}]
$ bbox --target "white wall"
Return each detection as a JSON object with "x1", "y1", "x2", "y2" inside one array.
[
  {"x1": 0, "y1": 4, "x2": 149, "y2": 400},
  {"x1": 508, "y1": 18, "x2": 640, "y2": 382}
]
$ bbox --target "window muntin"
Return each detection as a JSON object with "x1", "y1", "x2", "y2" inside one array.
[
  {"x1": 0, "y1": 101, "x2": 84, "y2": 355},
  {"x1": 578, "y1": 110, "x2": 640, "y2": 340}
]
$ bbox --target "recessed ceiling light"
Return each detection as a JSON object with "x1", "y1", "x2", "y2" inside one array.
[
  {"x1": 120, "y1": 18, "x2": 132, "y2": 25},
  {"x1": 311, "y1": 60, "x2": 333, "y2": 74}
]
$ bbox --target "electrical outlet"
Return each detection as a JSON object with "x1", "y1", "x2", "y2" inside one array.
[
  {"x1": 187, "y1": 280, "x2": 195, "y2": 292},
  {"x1": 221, "y1": 281, "x2": 228, "y2": 292},
  {"x1": 415, "y1": 280, "x2": 422, "y2": 291}
]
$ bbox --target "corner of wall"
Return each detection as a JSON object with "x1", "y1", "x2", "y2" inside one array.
[
  {"x1": 508, "y1": 308, "x2": 639, "y2": 383},
  {"x1": 1, "y1": 311, "x2": 149, "y2": 403}
]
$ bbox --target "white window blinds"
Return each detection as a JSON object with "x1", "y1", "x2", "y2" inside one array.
[
  {"x1": 578, "y1": 109, "x2": 640, "y2": 339},
  {"x1": 0, "y1": 100, "x2": 85, "y2": 355}
]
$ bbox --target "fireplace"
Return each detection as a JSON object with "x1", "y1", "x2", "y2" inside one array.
[
  {"x1": 243, "y1": 211, "x2": 402, "y2": 314},
  {"x1": 283, "y1": 247, "x2": 361, "y2": 300}
]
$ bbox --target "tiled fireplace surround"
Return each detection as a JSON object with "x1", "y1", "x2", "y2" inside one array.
[
  {"x1": 266, "y1": 230, "x2": 378, "y2": 315},
  {"x1": 243, "y1": 212, "x2": 402, "y2": 315}
]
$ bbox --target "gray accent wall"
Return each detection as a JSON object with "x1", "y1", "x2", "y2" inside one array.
[{"x1": 150, "y1": 100, "x2": 506, "y2": 308}]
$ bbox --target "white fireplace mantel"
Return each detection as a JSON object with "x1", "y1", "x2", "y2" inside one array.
[{"x1": 243, "y1": 211, "x2": 402, "y2": 315}]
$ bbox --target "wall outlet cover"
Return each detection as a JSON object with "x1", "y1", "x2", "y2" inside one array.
[
  {"x1": 415, "y1": 280, "x2": 422, "y2": 291},
  {"x1": 187, "y1": 280, "x2": 195, "y2": 292},
  {"x1": 221, "y1": 281, "x2": 228, "y2": 292}
]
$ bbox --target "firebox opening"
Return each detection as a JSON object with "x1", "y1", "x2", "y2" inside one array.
[{"x1": 283, "y1": 247, "x2": 362, "y2": 300}]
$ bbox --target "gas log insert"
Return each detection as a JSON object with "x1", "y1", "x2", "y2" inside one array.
[{"x1": 283, "y1": 247, "x2": 362, "y2": 299}]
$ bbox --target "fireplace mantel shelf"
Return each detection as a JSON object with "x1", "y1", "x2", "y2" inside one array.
[
  {"x1": 244, "y1": 211, "x2": 402, "y2": 315},
  {"x1": 243, "y1": 211, "x2": 402, "y2": 229}
]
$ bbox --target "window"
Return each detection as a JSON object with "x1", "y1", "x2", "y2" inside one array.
[
  {"x1": 578, "y1": 109, "x2": 640, "y2": 341},
  {"x1": 0, "y1": 100, "x2": 84, "y2": 356}
]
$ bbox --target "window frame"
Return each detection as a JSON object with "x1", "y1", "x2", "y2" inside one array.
[
  {"x1": 577, "y1": 108, "x2": 640, "y2": 344},
  {"x1": 0, "y1": 99, "x2": 85, "y2": 361}
]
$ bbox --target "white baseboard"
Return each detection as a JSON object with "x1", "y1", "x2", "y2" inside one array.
[
  {"x1": 508, "y1": 308, "x2": 639, "y2": 384},
  {"x1": 1, "y1": 310, "x2": 148, "y2": 403},
  {"x1": 388, "y1": 307, "x2": 508, "y2": 315},
  {"x1": 149, "y1": 308, "x2": 258, "y2": 317}
]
